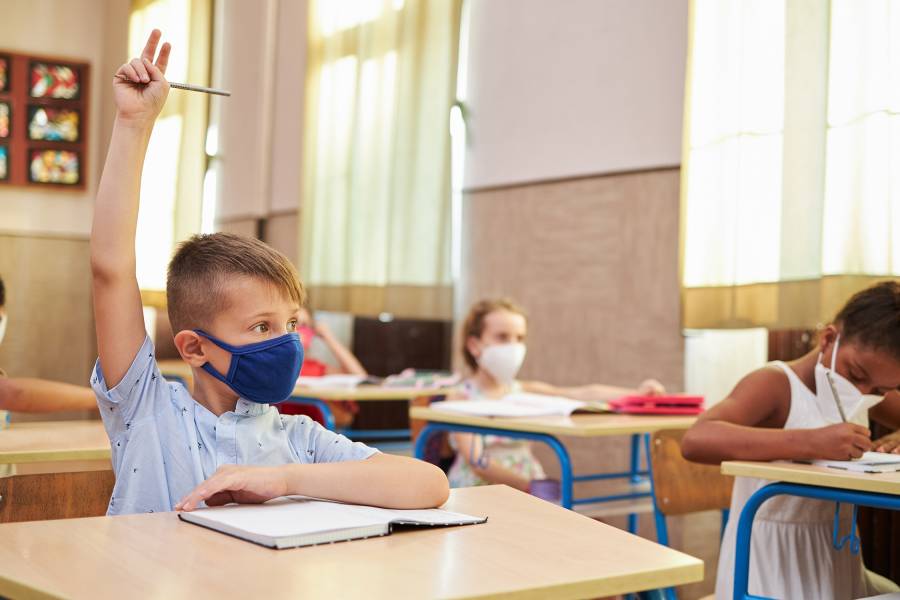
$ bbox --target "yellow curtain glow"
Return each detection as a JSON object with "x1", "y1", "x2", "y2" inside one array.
[
  {"x1": 681, "y1": 0, "x2": 900, "y2": 329},
  {"x1": 129, "y1": 0, "x2": 210, "y2": 299},
  {"x1": 301, "y1": 0, "x2": 462, "y2": 319}
]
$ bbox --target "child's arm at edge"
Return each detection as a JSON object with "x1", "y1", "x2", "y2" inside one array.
[
  {"x1": 448, "y1": 432, "x2": 531, "y2": 492},
  {"x1": 91, "y1": 30, "x2": 170, "y2": 388},
  {"x1": 681, "y1": 366, "x2": 872, "y2": 464},
  {"x1": 521, "y1": 378, "x2": 665, "y2": 401},
  {"x1": 0, "y1": 378, "x2": 98, "y2": 413},
  {"x1": 176, "y1": 453, "x2": 450, "y2": 511}
]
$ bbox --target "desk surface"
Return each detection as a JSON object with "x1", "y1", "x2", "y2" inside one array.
[
  {"x1": 157, "y1": 359, "x2": 450, "y2": 401},
  {"x1": 0, "y1": 485, "x2": 702, "y2": 600},
  {"x1": 722, "y1": 460, "x2": 900, "y2": 496},
  {"x1": 409, "y1": 406, "x2": 696, "y2": 438},
  {"x1": 0, "y1": 421, "x2": 110, "y2": 464}
]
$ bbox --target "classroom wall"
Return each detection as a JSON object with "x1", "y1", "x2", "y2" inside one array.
[
  {"x1": 460, "y1": 0, "x2": 687, "y2": 395},
  {"x1": 214, "y1": 0, "x2": 307, "y2": 263},
  {"x1": 0, "y1": 0, "x2": 130, "y2": 386},
  {"x1": 459, "y1": 3, "x2": 720, "y2": 597}
]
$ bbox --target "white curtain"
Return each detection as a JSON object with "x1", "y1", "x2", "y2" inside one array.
[
  {"x1": 129, "y1": 0, "x2": 210, "y2": 296},
  {"x1": 681, "y1": 0, "x2": 900, "y2": 329},
  {"x1": 301, "y1": 0, "x2": 461, "y2": 319}
]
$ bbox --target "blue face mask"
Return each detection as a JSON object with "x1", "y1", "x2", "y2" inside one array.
[{"x1": 194, "y1": 330, "x2": 304, "y2": 404}]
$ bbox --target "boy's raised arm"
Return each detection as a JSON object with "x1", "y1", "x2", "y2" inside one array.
[{"x1": 91, "y1": 30, "x2": 170, "y2": 387}]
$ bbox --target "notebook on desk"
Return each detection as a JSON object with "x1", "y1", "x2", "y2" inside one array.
[
  {"x1": 430, "y1": 392, "x2": 703, "y2": 418},
  {"x1": 178, "y1": 496, "x2": 487, "y2": 549},
  {"x1": 799, "y1": 452, "x2": 900, "y2": 474},
  {"x1": 432, "y1": 393, "x2": 594, "y2": 417}
]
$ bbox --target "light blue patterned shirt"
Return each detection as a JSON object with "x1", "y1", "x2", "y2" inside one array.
[{"x1": 91, "y1": 336, "x2": 377, "y2": 515}]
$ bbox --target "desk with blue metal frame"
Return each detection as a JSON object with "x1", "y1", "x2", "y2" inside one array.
[
  {"x1": 410, "y1": 406, "x2": 696, "y2": 533},
  {"x1": 721, "y1": 460, "x2": 900, "y2": 600},
  {"x1": 158, "y1": 359, "x2": 452, "y2": 439},
  {"x1": 286, "y1": 387, "x2": 455, "y2": 440}
]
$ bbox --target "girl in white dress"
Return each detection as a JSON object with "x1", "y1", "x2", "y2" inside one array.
[
  {"x1": 682, "y1": 282, "x2": 900, "y2": 599},
  {"x1": 447, "y1": 298, "x2": 664, "y2": 499}
]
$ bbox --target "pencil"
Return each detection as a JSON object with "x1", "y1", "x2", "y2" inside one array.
[
  {"x1": 115, "y1": 74, "x2": 231, "y2": 97},
  {"x1": 169, "y1": 81, "x2": 231, "y2": 97},
  {"x1": 825, "y1": 371, "x2": 848, "y2": 422}
]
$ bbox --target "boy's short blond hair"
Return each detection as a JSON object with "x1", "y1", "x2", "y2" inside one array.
[{"x1": 166, "y1": 232, "x2": 306, "y2": 333}]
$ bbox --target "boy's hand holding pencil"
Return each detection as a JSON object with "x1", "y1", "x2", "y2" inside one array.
[{"x1": 113, "y1": 29, "x2": 171, "y2": 127}]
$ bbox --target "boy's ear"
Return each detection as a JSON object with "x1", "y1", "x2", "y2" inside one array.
[{"x1": 173, "y1": 330, "x2": 207, "y2": 367}]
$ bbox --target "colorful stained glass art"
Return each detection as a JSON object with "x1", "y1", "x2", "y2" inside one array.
[
  {"x1": 0, "y1": 147, "x2": 7, "y2": 180},
  {"x1": 29, "y1": 149, "x2": 79, "y2": 185},
  {"x1": 28, "y1": 106, "x2": 79, "y2": 142},
  {"x1": 30, "y1": 62, "x2": 79, "y2": 99},
  {"x1": 0, "y1": 103, "x2": 8, "y2": 138}
]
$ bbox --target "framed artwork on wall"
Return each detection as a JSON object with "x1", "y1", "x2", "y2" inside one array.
[{"x1": 0, "y1": 52, "x2": 89, "y2": 189}]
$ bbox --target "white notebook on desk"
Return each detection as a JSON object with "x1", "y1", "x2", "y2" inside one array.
[
  {"x1": 178, "y1": 496, "x2": 487, "y2": 549},
  {"x1": 803, "y1": 452, "x2": 900, "y2": 474},
  {"x1": 432, "y1": 393, "x2": 600, "y2": 418}
]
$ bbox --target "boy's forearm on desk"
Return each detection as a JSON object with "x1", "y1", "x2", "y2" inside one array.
[{"x1": 281, "y1": 454, "x2": 449, "y2": 508}]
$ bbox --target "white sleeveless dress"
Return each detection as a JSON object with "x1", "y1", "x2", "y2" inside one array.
[
  {"x1": 715, "y1": 361, "x2": 898, "y2": 599},
  {"x1": 446, "y1": 381, "x2": 547, "y2": 488}
]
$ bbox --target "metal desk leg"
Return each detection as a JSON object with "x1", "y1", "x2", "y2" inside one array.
[
  {"x1": 627, "y1": 433, "x2": 644, "y2": 534},
  {"x1": 734, "y1": 482, "x2": 900, "y2": 600},
  {"x1": 413, "y1": 422, "x2": 575, "y2": 509}
]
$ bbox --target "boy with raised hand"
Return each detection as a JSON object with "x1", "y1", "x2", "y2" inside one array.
[{"x1": 91, "y1": 30, "x2": 448, "y2": 515}]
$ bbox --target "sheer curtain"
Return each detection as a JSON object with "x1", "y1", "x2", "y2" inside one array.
[
  {"x1": 681, "y1": 0, "x2": 900, "y2": 329},
  {"x1": 301, "y1": 0, "x2": 462, "y2": 319},
  {"x1": 129, "y1": 0, "x2": 210, "y2": 303}
]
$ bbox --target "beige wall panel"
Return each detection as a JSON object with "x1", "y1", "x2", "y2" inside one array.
[
  {"x1": 216, "y1": 219, "x2": 258, "y2": 239},
  {"x1": 0, "y1": 235, "x2": 95, "y2": 386},
  {"x1": 461, "y1": 168, "x2": 719, "y2": 599},
  {"x1": 265, "y1": 211, "x2": 299, "y2": 267},
  {"x1": 461, "y1": 168, "x2": 684, "y2": 390}
]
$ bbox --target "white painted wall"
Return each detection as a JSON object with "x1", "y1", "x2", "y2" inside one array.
[
  {"x1": 215, "y1": 0, "x2": 307, "y2": 221},
  {"x1": 0, "y1": 0, "x2": 129, "y2": 237},
  {"x1": 462, "y1": 0, "x2": 688, "y2": 190}
]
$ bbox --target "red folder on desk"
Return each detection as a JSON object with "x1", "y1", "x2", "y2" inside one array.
[{"x1": 607, "y1": 394, "x2": 704, "y2": 415}]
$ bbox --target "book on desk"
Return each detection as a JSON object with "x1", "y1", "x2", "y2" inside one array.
[
  {"x1": 796, "y1": 452, "x2": 900, "y2": 474},
  {"x1": 430, "y1": 392, "x2": 704, "y2": 418},
  {"x1": 178, "y1": 496, "x2": 487, "y2": 549}
]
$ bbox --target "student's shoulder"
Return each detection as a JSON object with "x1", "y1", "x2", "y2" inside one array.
[{"x1": 728, "y1": 363, "x2": 792, "y2": 407}]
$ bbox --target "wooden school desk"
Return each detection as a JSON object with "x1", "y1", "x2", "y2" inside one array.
[
  {"x1": 0, "y1": 485, "x2": 704, "y2": 600},
  {"x1": 721, "y1": 460, "x2": 900, "y2": 600},
  {"x1": 410, "y1": 406, "x2": 695, "y2": 532},
  {"x1": 158, "y1": 359, "x2": 454, "y2": 439},
  {"x1": 0, "y1": 420, "x2": 110, "y2": 466}
]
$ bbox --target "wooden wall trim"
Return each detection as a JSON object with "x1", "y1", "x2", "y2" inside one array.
[{"x1": 462, "y1": 164, "x2": 680, "y2": 195}]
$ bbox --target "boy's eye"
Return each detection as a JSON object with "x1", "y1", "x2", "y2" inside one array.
[
  {"x1": 287, "y1": 319, "x2": 298, "y2": 332},
  {"x1": 252, "y1": 323, "x2": 269, "y2": 333}
]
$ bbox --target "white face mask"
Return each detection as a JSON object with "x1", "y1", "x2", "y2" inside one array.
[
  {"x1": 0, "y1": 314, "x2": 6, "y2": 346},
  {"x1": 477, "y1": 343, "x2": 526, "y2": 385},
  {"x1": 814, "y1": 335, "x2": 883, "y2": 426}
]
